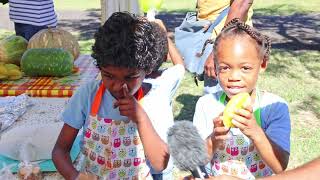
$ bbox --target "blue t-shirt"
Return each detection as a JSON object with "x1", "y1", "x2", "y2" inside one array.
[{"x1": 193, "y1": 90, "x2": 291, "y2": 154}]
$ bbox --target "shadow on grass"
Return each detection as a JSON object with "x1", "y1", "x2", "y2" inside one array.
[
  {"x1": 156, "y1": 12, "x2": 187, "y2": 32},
  {"x1": 296, "y1": 94, "x2": 320, "y2": 119},
  {"x1": 253, "y1": 12, "x2": 320, "y2": 51},
  {"x1": 58, "y1": 8, "x2": 101, "y2": 41},
  {"x1": 265, "y1": 50, "x2": 320, "y2": 80},
  {"x1": 174, "y1": 93, "x2": 201, "y2": 121},
  {"x1": 254, "y1": 4, "x2": 314, "y2": 16}
]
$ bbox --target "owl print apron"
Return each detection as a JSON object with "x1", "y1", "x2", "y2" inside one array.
[
  {"x1": 211, "y1": 91, "x2": 273, "y2": 179},
  {"x1": 80, "y1": 83, "x2": 152, "y2": 179}
]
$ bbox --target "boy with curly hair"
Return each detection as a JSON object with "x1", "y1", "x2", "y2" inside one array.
[{"x1": 52, "y1": 12, "x2": 176, "y2": 180}]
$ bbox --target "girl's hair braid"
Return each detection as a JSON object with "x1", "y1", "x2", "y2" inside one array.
[{"x1": 214, "y1": 18, "x2": 271, "y2": 62}]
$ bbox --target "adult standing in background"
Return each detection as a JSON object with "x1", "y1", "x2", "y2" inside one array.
[
  {"x1": 100, "y1": 0, "x2": 140, "y2": 24},
  {"x1": 8, "y1": 0, "x2": 57, "y2": 40}
]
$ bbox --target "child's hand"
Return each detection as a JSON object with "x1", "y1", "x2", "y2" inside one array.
[
  {"x1": 154, "y1": 19, "x2": 167, "y2": 33},
  {"x1": 113, "y1": 84, "x2": 146, "y2": 124},
  {"x1": 211, "y1": 114, "x2": 230, "y2": 148},
  {"x1": 231, "y1": 103, "x2": 264, "y2": 142}
]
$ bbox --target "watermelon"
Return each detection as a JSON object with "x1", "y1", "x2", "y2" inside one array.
[
  {"x1": 0, "y1": 35, "x2": 28, "y2": 65},
  {"x1": 21, "y1": 48, "x2": 74, "y2": 77}
]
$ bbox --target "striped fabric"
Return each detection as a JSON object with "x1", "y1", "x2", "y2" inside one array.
[{"x1": 9, "y1": 0, "x2": 57, "y2": 27}]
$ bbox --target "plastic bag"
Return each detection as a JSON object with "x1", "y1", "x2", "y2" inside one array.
[
  {"x1": 18, "y1": 162, "x2": 41, "y2": 180},
  {"x1": 17, "y1": 139, "x2": 42, "y2": 180},
  {"x1": 0, "y1": 163, "x2": 16, "y2": 180},
  {"x1": 0, "y1": 94, "x2": 31, "y2": 133}
]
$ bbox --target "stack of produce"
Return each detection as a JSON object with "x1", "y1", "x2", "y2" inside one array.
[{"x1": 0, "y1": 63, "x2": 23, "y2": 80}]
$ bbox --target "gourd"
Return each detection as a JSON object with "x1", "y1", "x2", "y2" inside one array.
[
  {"x1": 0, "y1": 35, "x2": 28, "y2": 65},
  {"x1": 28, "y1": 28, "x2": 80, "y2": 60}
]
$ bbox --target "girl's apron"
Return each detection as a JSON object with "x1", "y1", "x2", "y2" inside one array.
[
  {"x1": 80, "y1": 83, "x2": 152, "y2": 179},
  {"x1": 211, "y1": 90, "x2": 273, "y2": 179}
]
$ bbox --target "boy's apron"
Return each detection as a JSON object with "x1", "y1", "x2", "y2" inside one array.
[
  {"x1": 211, "y1": 90, "x2": 273, "y2": 179},
  {"x1": 80, "y1": 82, "x2": 152, "y2": 179}
]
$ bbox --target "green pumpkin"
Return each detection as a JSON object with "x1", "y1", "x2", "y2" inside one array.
[{"x1": 0, "y1": 35, "x2": 28, "y2": 65}]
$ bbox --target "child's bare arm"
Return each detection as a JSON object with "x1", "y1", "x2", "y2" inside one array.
[
  {"x1": 114, "y1": 85, "x2": 169, "y2": 171},
  {"x1": 135, "y1": 108, "x2": 170, "y2": 171},
  {"x1": 232, "y1": 105, "x2": 289, "y2": 173},
  {"x1": 52, "y1": 123, "x2": 79, "y2": 180},
  {"x1": 154, "y1": 19, "x2": 185, "y2": 66},
  {"x1": 251, "y1": 127, "x2": 288, "y2": 173},
  {"x1": 168, "y1": 37, "x2": 185, "y2": 66}
]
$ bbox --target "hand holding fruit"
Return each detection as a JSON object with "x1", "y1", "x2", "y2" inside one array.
[
  {"x1": 210, "y1": 114, "x2": 230, "y2": 150},
  {"x1": 231, "y1": 101, "x2": 264, "y2": 141},
  {"x1": 223, "y1": 92, "x2": 264, "y2": 141}
]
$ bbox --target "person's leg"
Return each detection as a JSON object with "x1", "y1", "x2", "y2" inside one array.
[
  {"x1": 14, "y1": 23, "x2": 26, "y2": 39},
  {"x1": 152, "y1": 170, "x2": 173, "y2": 180},
  {"x1": 14, "y1": 23, "x2": 48, "y2": 40},
  {"x1": 152, "y1": 173, "x2": 163, "y2": 180},
  {"x1": 203, "y1": 74, "x2": 221, "y2": 94}
]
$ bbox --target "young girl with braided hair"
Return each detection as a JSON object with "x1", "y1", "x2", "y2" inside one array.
[{"x1": 193, "y1": 18, "x2": 291, "y2": 179}]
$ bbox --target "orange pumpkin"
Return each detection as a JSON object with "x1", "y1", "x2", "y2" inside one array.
[{"x1": 28, "y1": 28, "x2": 80, "y2": 60}]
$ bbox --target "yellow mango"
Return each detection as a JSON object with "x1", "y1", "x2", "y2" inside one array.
[
  {"x1": 223, "y1": 92, "x2": 251, "y2": 128},
  {"x1": 8, "y1": 74, "x2": 23, "y2": 80},
  {"x1": 7, "y1": 69, "x2": 22, "y2": 76},
  {"x1": 0, "y1": 74, "x2": 8, "y2": 79},
  {"x1": 4, "y1": 63, "x2": 20, "y2": 70}
]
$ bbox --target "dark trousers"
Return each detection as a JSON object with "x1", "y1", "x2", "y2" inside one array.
[
  {"x1": 152, "y1": 173, "x2": 163, "y2": 180},
  {"x1": 14, "y1": 23, "x2": 48, "y2": 41}
]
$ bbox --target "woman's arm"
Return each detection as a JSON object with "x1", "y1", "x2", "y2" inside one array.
[
  {"x1": 52, "y1": 123, "x2": 80, "y2": 180},
  {"x1": 225, "y1": 0, "x2": 254, "y2": 25},
  {"x1": 260, "y1": 157, "x2": 320, "y2": 180}
]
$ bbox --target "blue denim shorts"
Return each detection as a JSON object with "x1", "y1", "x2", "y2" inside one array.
[{"x1": 14, "y1": 23, "x2": 50, "y2": 40}]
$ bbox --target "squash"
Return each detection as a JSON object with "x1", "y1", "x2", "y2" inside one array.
[
  {"x1": 28, "y1": 28, "x2": 80, "y2": 60},
  {"x1": 0, "y1": 35, "x2": 28, "y2": 65}
]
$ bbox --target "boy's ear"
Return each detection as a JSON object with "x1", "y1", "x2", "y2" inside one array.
[{"x1": 260, "y1": 60, "x2": 268, "y2": 73}]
